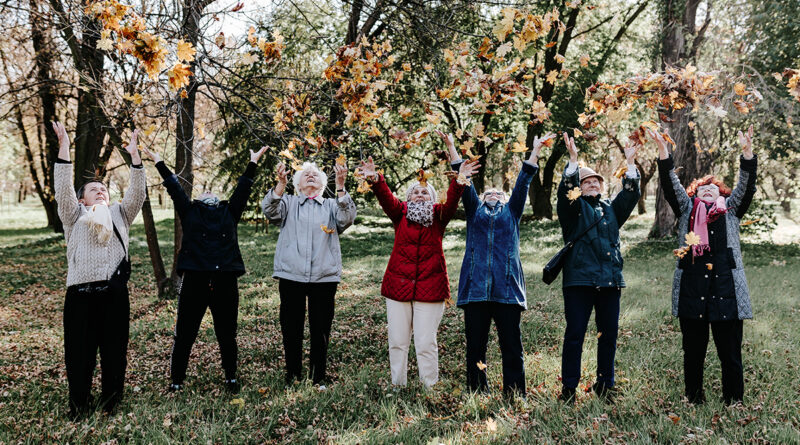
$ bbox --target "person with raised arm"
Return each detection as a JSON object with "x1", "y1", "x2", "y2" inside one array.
[
  {"x1": 52, "y1": 122, "x2": 147, "y2": 417},
  {"x1": 141, "y1": 145, "x2": 268, "y2": 394},
  {"x1": 356, "y1": 155, "x2": 480, "y2": 389},
  {"x1": 555, "y1": 132, "x2": 641, "y2": 404},
  {"x1": 651, "y1": 125, "x2": 757, "y2": 405},
  {"x1": 262, "y1": 160, "x2": 356, "y2": 388},
  {"x1": 436, "y1": 130, "x2": 554, "y2": 397}
]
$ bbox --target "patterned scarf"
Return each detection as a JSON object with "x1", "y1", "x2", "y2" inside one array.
[
  {"x1": 689, "y1": 196, "x2": 728, "y2": 257},
  {"x1": 406, "y1": 201, "x2": 434, "y2": 227}
]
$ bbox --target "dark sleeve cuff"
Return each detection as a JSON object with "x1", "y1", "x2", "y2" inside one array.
[
  {"x1": 155, "y1": 161, "x2": 172, "y2": 179},
  {"x1": 132, "y1": 163, "x2": 143, "y2": 169},
  {"x1": 450, "y1": 160, "x2": 463, "y2": 172},
  {"x1": 55, "y1": 158, "x2": 71, "y2": 164},
  {"x1": 521, "y1": 161, "x2": 537, "y2": 175},
  {"x1": 740, "y1": 154, "x2": 757, "y2": 173},
  {"x1": 243, "y1": 162, "x2": 257, "y2": 179},
  {"x1": 657, "y1": 155, "x2": 674, "y2": 173}
]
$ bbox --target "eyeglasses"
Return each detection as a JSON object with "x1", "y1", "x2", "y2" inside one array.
[{"x1": 483, "y1": 191, "x2": 504, "y2": 197}]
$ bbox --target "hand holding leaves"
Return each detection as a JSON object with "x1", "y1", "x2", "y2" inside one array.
[
  {"x1": 647, "y1": 128, "x2": 671, "y2": 160},
  {"x1": 738, "y1": 124, "x2": 754, "y2": 160},
  {"x1": 530, "y1": 132, "x2": 555, "y2": 163},
  {"x1": 334, "y1": 163, "x2": 347, "y2": 190},
  {"x1": 563, "y1": 132, "x2": 578, "y2": 163},
  {"x1": 250, "y1": 146, "x2": 269, "y2": 163},
  {"x1": 125, "y1": 129, "x2": 142, "y2": 164}
]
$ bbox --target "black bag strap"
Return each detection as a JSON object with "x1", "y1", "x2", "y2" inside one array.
[
  {"x1": 564, "y1": 210, "x2": 604, "y2": 250},
  {"x1": 112, "y1": 223, "x2": 129, "y2": 260}
]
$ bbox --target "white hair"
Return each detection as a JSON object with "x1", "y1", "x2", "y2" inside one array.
[
  {"x1": 293, "y1": 162, "x2": 328, "y2": 196},
  {"x1": 405, "y1": 181, "x2": 438, "y2": 202},
  {"x1": 481, "y1": 188, "x2": 508, "y2": 203}
]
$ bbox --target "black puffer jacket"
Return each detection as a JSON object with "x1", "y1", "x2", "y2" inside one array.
[{"x1": 157, "y1": 161, "x2": 256, "y2": 276}]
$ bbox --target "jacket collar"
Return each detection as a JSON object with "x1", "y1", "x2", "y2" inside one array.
[
  {"x1": 582, "y1": 194, "x2": 602, "y2": 206},
  {"x1": 299, "y1": 193, "x2": 324, "y2": 205}
]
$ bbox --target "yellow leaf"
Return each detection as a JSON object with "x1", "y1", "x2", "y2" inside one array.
[
  {"x1": 336, "y1": 153, "x2": 346, "y2": 165},
  {"x1": 685, "y1": 231, "x2": 701, "y2": 246},
  {"x1": 176, "y1": 39, "x2": 196, "y2": 62},
  {"x1": 733, "y1": 82, "x2": 748, "y2": 96},
  {"x1": 197, "y1": 122, "x2": 206, "y2": 139},
  {"x1": 476, "y1": 361, "x2": 488, "y2": 371},
  {"x1": 545, "y1": 70, "x2": 558, "y2": 84},
  {"x1": 486, "y1": 417, "x2": 497, "y2": 432},
  {"x1": 567, "y1": 187, "x2": 582, "y2": 202},
  {"x1": 240, "y1": 52, "x2": 259, "y2": 65},
  {"x1": 167, "y1": 62, "x2": 193, "y2": 90},
  {"x1": 320, "y1": 224, "x2": 335, "y2": 234},
  {"x1": 97, "y1": 38, "x2": 114, "y2": 51},
  {"x1": 740, "y1": 218, "x2": 760, "y2": 226},
  {"x1": 230, "y1": 398, "x2": 245, "y2": 406},
  {"x1": 579, "y1": 54, "x2": 590, "y2": 67}
]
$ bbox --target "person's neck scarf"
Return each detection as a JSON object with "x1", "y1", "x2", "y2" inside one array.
[
  {"x1": 79, "y1": 203, "x2": 113, "y2": 244},
  {"x1": 689, "y1": 196, "x2": 728, "y2": 257},
  {"x1": 406, "y1": 200, "x2": 434, "y2": 227},
  {"x1": 200, "y1": 196, "x2": 220, "y2": 206}
]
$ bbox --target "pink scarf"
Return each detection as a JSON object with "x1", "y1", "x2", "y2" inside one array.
[{"x1": 690, "y1": 196, "x2": 728, "y2": 257}]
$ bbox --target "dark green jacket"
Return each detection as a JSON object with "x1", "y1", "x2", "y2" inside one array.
[{"x1": 556, "y1": 167, "x2": 640, "y2": 288}]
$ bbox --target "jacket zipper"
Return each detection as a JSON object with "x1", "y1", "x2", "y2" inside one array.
[
  {"x1": 414, "y1": 221, "x2": 422, "y2": 300},
  {"x1": 486, "y1": 207, "x2": 495, "y2": 296}
]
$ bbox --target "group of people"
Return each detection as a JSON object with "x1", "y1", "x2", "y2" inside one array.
[{"x1": 51, "y1": 119, "x2": 757, "y2": 418}]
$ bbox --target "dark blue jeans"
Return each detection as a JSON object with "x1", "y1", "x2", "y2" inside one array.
[
  {"x1": 463, "y1": 302, "x2": 525, "y2": 395},
  {"x1": 561, "y1": 286, "x2": 620, "y2": 389}
]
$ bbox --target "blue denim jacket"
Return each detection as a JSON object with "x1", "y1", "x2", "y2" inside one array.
[{"x1": 453, "y1": 161, "x2": 538, "y2": 309}]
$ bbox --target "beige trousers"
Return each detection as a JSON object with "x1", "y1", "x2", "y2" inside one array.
[{"x1": 385, "y1": 298, "x2": 445, "y2": 388}]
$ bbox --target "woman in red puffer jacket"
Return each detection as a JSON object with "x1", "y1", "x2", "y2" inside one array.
[{"x1": 358, "y1": 156, "x2": 479, "y2": 388}]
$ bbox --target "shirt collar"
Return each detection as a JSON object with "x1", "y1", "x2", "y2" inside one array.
[{"x1": 300, "y1": 193, "x2": 325, "y2": 205}]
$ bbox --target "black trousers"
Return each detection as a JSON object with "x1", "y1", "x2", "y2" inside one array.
[
  {"x1": 64, "y1": 281, "x2": 130, "y2": 415},
  {"x1": 170, "y1": 272, "x2": 239, "y2": 384},
  {"x1": 463, "y1": 302, "x2": 525, "y2": 395},
  {"x1": 278, "y1": 279, "x2": 337, "y2": 384},
  {"x1": 679, "y1": 317, "x2": 744, "y2": 404}
]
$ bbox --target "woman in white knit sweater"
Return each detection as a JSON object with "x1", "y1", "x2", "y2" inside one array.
[{"x1": 52, "y1": 122, "x2": 147, "y2": 418}]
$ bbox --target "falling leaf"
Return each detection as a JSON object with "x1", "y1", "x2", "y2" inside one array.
[
  {"x1": 230, "y1": 1, "x2": 244, "y2": 12},
  {"x1": 545, "y1": 69, "x2": 558, "y2": 84},
  {"x1": 579, "y1": 54, "x2": 590, "y2": 67},
  {"x1": 423, "y1": 64, "x2": 433, "y2": 70},
  {"x1": 596, "y1": 332, "x2": 602, "y2": 338},
  {"x1": 197, "y1": 122, "x2": 206, "y2": 139},
  {"x1": 687, "y1": 121, "x2": 695, "y2": 130},
  {"x1": 180, "y1": 89, "x2": 188, "y2": 99},
  {"x1": 476, "y1": 361, "x2": 487, "y2": 371},
  {"x1": 240, "y1": 52, "x2": 259, "y2": 65},
  {"x1": 733, "y1": 101, "x2": 750, "y2": 114},
  {"x1": 167, "y1": 62, "x2": 192, "y2": 90},
  {"x1": 320, "y1": 224, "x2": 335, "y2": 234},
  {"x1": 567, "y1": 187, "x2": 581, "y2": 202},
  {"x1": 97, "y1": 38, "x2": 115, "y2": 51},
  {"x1": 574, "y1": 128, "x2": 583, "y2": 138},
  {"x1": 496, "y1": 42, "x2": 513, "y2": 58},
  {"x1": 706, "y1": 263, "x2": 713, "y2": 270},
  {"x1": 143, "y1": 124, "x2": 156, "y2": 137},
  {"x1": 335, "y1": 153, "x2": 346, "y2": 165},
  {"x1": 417, "y1": 169, "x2": 433, "y2": 186},
  {"x1": 545, "y1": 41, "x2": 557, "y2": 48},
  {"x1": 176, "y1": 39, "x2": 196, "y2": 62},
  {"x1": 402, "y1": 63, "x2": 412, "y2": 71},
  {"x1": 685, "y1": 231, "x2": 701, "y2": 246},
  {"x1": 668, "y1": 414, "x2": 680, "y2": 425},
  {"x1": 122, "y1": 92, "x2": 144, "y2": 105},
  {"x1": 733, "y1": 82, "x2": 749, "y2": 96},
  {"x1": 740, "y1": 218, "x2": 760, "y2": 226},
  {"x1": 215, "y1": 32, "x2": 226, "y2": 49}
]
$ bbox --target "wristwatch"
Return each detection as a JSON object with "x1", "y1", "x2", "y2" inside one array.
[{"x1": 336, "y1": 188, "x2": 345, "y2": 193}]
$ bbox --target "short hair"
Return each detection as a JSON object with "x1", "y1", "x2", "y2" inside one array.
[
  {"x1": 76, "y1": 180, "x2": 106, "y2": 200},
  {"x1": 293, "y1": 162, "x2": 328, "y2": 196},
  {"x1": 405, "y1": 181, "x2": 438, "y2": 202},
  {"x1": 481, "y1": 188, "x2": 508, "y2": 203},
  {"x1": 686, "y1": 175, "x2": 731, "y2": 197}
]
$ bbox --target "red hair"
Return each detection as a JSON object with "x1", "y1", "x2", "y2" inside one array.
[{"x1": 686, "y1": 175, "x2": 731, "y2": 197}]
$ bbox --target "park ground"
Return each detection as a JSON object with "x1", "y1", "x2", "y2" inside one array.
[{"x1": 1, "y1": 199, "x2": 799, "y2": 444}]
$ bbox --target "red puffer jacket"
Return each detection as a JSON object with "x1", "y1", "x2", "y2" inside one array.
[{"x1": 371, "y1": 174, "x2": 465, "y2": 302}]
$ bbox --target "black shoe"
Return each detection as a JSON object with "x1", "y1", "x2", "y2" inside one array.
[
  {"x1": 592, "y1": 382, "x2": 617, "y2": 403},
  {"x1": 686, "y1": 389, "x2": 705, "y2": 405},
  {"x1": 225, "y1": 379, "x2": 240, "y2": 394},
  {"x1": 168, "y1": 383, "x2": 183, "y2": 392},
  {"x1": 559, "y1": 387, "x2": 576, "y2": 405}
]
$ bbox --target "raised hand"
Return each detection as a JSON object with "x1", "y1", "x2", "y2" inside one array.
[
  {"x1": 356, "y1": 156, "x2": 378, "y2": 180},
  {"x1": 435, "y1": 130, "x2": 460, "y2": 162},
  {"x1": 140, "y1": 145, "x2": 162, "y2": 164},
  {"x1": 624, "y1": 140, "x2": 640, "y2": 164},
  {"x1": 530, "y1": 132, "x2": 556, "y2": 163},
  {"x1": 274, "y1": 162, "x2": 289, "y2": 196},
  {"x1": 52, "y1": 121, "x2": 70, "y2": 161},
  {"x1": 334, "y1": 163, "x2": 347, "y2": 191},
  {"x1": 647, "y1": 128, "x2": 671, "y2": 160},
  {"x1": 563, "y1": 132, "x2": 578, "y2": 163},
  {"x1": 250, "y1": 145, "x2": 269, "y2": 163},
  {"x1": 125, "y1": 129, "x2": 142, "y2": 164},
  {"x1": 738, "y1": 124, "x2": 754, "y2": 160},
  {"x1": 458, "y1": 159, "x2": 482, "y2": 177}
]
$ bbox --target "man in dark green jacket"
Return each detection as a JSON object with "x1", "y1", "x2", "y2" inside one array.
[{"x1": 556, "y1": 132, "x2": 641, "y2": 404}]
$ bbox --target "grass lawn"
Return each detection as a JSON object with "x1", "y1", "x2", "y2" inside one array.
[{"x1": 1, "y1": 200, "x2": 799, "y2": 443}]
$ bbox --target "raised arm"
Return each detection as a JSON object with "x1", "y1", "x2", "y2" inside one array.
[
  {"x1": 228, "y1": 146, "x2": 267, "y2": 223},
  {"x1": 143, "y1": 146, "x2": 192, "y2": 218},
  {"x1": 508, "y1": 132, "x2": 552, "y2": 219},
  {"x1": 438, "y1": 130, "x2": 480, "y2": 216},
  {"x1": 119, "y1": 130, "x2": 146, "y2": 226},
  {"x1": 333, "y1": 160, "x2": 357, "y2": 232},
  {"x1": 262, "y1": 162, "x2": 289, "y2": 224},
  {"x1": 650, "y1": 128, "x2": 690, "y2": 216},
  {"x1": 610, "y1": 139, "x2": 642, "y2": 228},
  {"x1": 727, "y1": 125, "x2": 758, "y2": 218},
  {"x1": 556, "y1": 132, "x2": 581, "y2": 224},
  {"x1": 357, "y1": 156, "x2": 404, "y2": 223},
  {"x1": 52, "y1": 122, "x2": 81, "y2": 225},
  {"x1": 437, "y1": 160, "x2": 479, "y2": 225}
]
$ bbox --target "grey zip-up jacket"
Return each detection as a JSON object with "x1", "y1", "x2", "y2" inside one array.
[{"x1": 262, "y1": 190, "x2": 357, "y2": 283}]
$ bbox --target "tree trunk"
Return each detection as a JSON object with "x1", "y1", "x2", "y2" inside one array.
[
  {"x1": 141, "y1": 188, "x2": 171, "y2": 298},
  {"x1": 651, "y1": 0, "x2": 711, "y2": 237}
]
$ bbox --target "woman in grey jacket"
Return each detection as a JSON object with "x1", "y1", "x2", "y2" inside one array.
[
  {"x1": 262, "y1": 160, "x2": 356, "y2": 386},
  {"x1": 652, "y1": 126, "x2": 756, "y2": 405}
]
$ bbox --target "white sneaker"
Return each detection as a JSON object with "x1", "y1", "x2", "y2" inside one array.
[{"x1": 318, "y1": 385, "x2": 327, "y2": 391}]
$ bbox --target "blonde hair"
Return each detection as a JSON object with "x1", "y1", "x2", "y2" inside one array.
[{"x1": 293, "y1": 162, "x2": 328, "y2": 196}]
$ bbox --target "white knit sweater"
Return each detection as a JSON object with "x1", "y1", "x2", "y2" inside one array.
[{"x1": 54, "y1": 162, "x2": 146, "y2": 287}]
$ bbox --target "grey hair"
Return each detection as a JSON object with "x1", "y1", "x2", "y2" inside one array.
[
  {"x1": 481, "y1": 187, "x2": 508, "y2": 203},
  {"x1": 293, "y1": 162, "x2": 328, "y2": 196},
  {"x1": 405, "y1": 181, "x2": 438, "y2": 202}
]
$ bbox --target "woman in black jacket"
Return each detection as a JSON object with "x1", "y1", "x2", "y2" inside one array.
[
  {"x1": 651, "y1": 126, "x2": 756, "y2": 405},
  {"x1": 143, "y1": 145, "x2": 267, "y2": 393}
]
